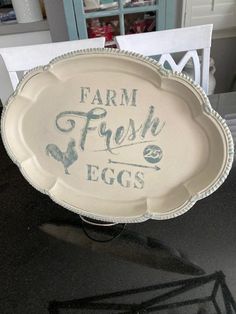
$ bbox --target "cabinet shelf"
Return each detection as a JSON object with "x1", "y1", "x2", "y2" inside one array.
[{"x1": 0, "y1": 19, "x2": 49, "y2": 35}]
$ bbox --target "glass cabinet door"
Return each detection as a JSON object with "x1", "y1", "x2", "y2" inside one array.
[{"x1": 63, "y1": 0, "x2": 174, "y2": 43}]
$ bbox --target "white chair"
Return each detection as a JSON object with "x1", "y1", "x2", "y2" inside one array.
[
  {"x1": 115, "y1": 25, "x2": 213, "y2": 94},
  {"x1": 0, "y1": 37, "x2": 105, "y2": 105}
]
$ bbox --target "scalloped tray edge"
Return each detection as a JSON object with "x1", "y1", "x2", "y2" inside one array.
[{"x1": 1, "y1": 48, "x2": 234, "y2": 223}]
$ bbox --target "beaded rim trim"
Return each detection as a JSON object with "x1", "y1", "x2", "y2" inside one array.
[{"x1": 1, "y1": 48, "x2": 234, "y2": 223}]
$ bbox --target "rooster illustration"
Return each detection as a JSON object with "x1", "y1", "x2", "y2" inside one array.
[{"x1": 46, "y1": 139, "x2": 78, "y2": 175}]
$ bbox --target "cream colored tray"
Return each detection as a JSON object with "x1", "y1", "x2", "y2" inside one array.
[{"x1": 1, "y1": 49, "x2": 234, "y2": 223}]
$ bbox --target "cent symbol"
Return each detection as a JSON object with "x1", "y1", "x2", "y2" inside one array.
[{"x1": 143, "y1": 145, "x2": 163, "y2": 164}]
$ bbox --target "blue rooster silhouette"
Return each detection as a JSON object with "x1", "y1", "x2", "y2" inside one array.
[{"x1": 46, "y1": 139, "x2": 78, "y2": 175}]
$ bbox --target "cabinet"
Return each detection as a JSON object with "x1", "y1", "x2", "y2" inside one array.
[{"x1": 63, "y1": 0, "x2": 175, "y2": 45}]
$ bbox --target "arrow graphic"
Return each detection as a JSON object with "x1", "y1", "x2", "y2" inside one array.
[{"x1": 108, "y1": 159, "x2": 160, "y2": 171}]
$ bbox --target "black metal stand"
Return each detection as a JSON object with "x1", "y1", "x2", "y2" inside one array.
[
  {"x1": 48, "y1": 271, "x2": 236, "y2": 313},
  {"x1": 80, "y1": 215, "x2": 126, "y2": 243}
]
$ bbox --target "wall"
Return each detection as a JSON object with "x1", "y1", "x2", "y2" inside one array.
[
  {"x1": 211, "y1": 36, "x2": 236, "y2": 93},
  {"x1": 44, "y1": 0, "x2": 69, "y2": 42}
]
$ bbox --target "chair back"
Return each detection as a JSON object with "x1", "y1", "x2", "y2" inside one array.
[
  {"x1": 115, "y1": 25, "x2": 213, "y2": 94},
  {"x1": 0, "y1": 37, "x2": 105, "y2": 105}
]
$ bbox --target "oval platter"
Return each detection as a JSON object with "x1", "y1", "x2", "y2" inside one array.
[{"x1": 1, "y1": 49, "x2": 234, "y2": 223}]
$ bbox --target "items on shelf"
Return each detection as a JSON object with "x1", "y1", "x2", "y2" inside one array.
[
  {"x1": 83, "y1": 0, "x2": 156, "y2": 11},
  {"x1": 11, "y1": 0, "x2": 43, "y2": 23},
  {"x1": 84, "y1": 0, "x2": 100, "y2": 11},
  {"x1": 87, "y1": 12, "x2": 155, "y2": 43},
  {"x1": 125, "y1": 12, "x2": 155, "y2": 33},
  {"x1": 84, "y1": 0, "x2": 118, "y2": 11},
  {"x1": 0, "y1": 0, "x2": 12, "y2": 5},
  {"x1": 0, "y1": 0, "x2": 16, "y2": 23},
  {"x1": 87, "y1": 17, "x2": 119, "y2": 44},
  {"x1": 87, "y1": 13, "x2": 155, "y2": 46},
  {"x1": 0, "y1": 9, "x2": 16, "y2": 22},
  {"x1": 40, "y1": 0, "x2": 46, "y2": 19},
  {"x1": 125, "y1": 0, "x2": 156, "y2": 7},
  {"x1": 0, "y1": 0, "x2": 45, "y2": 23}
]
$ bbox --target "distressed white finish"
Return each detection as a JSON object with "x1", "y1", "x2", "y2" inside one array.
[
  {"x1": 115, "y1": 25, "x2": 213, "y2": 94},
  {"x1": 0, "y1": 37, "x2": 105, "y2": 105}
]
